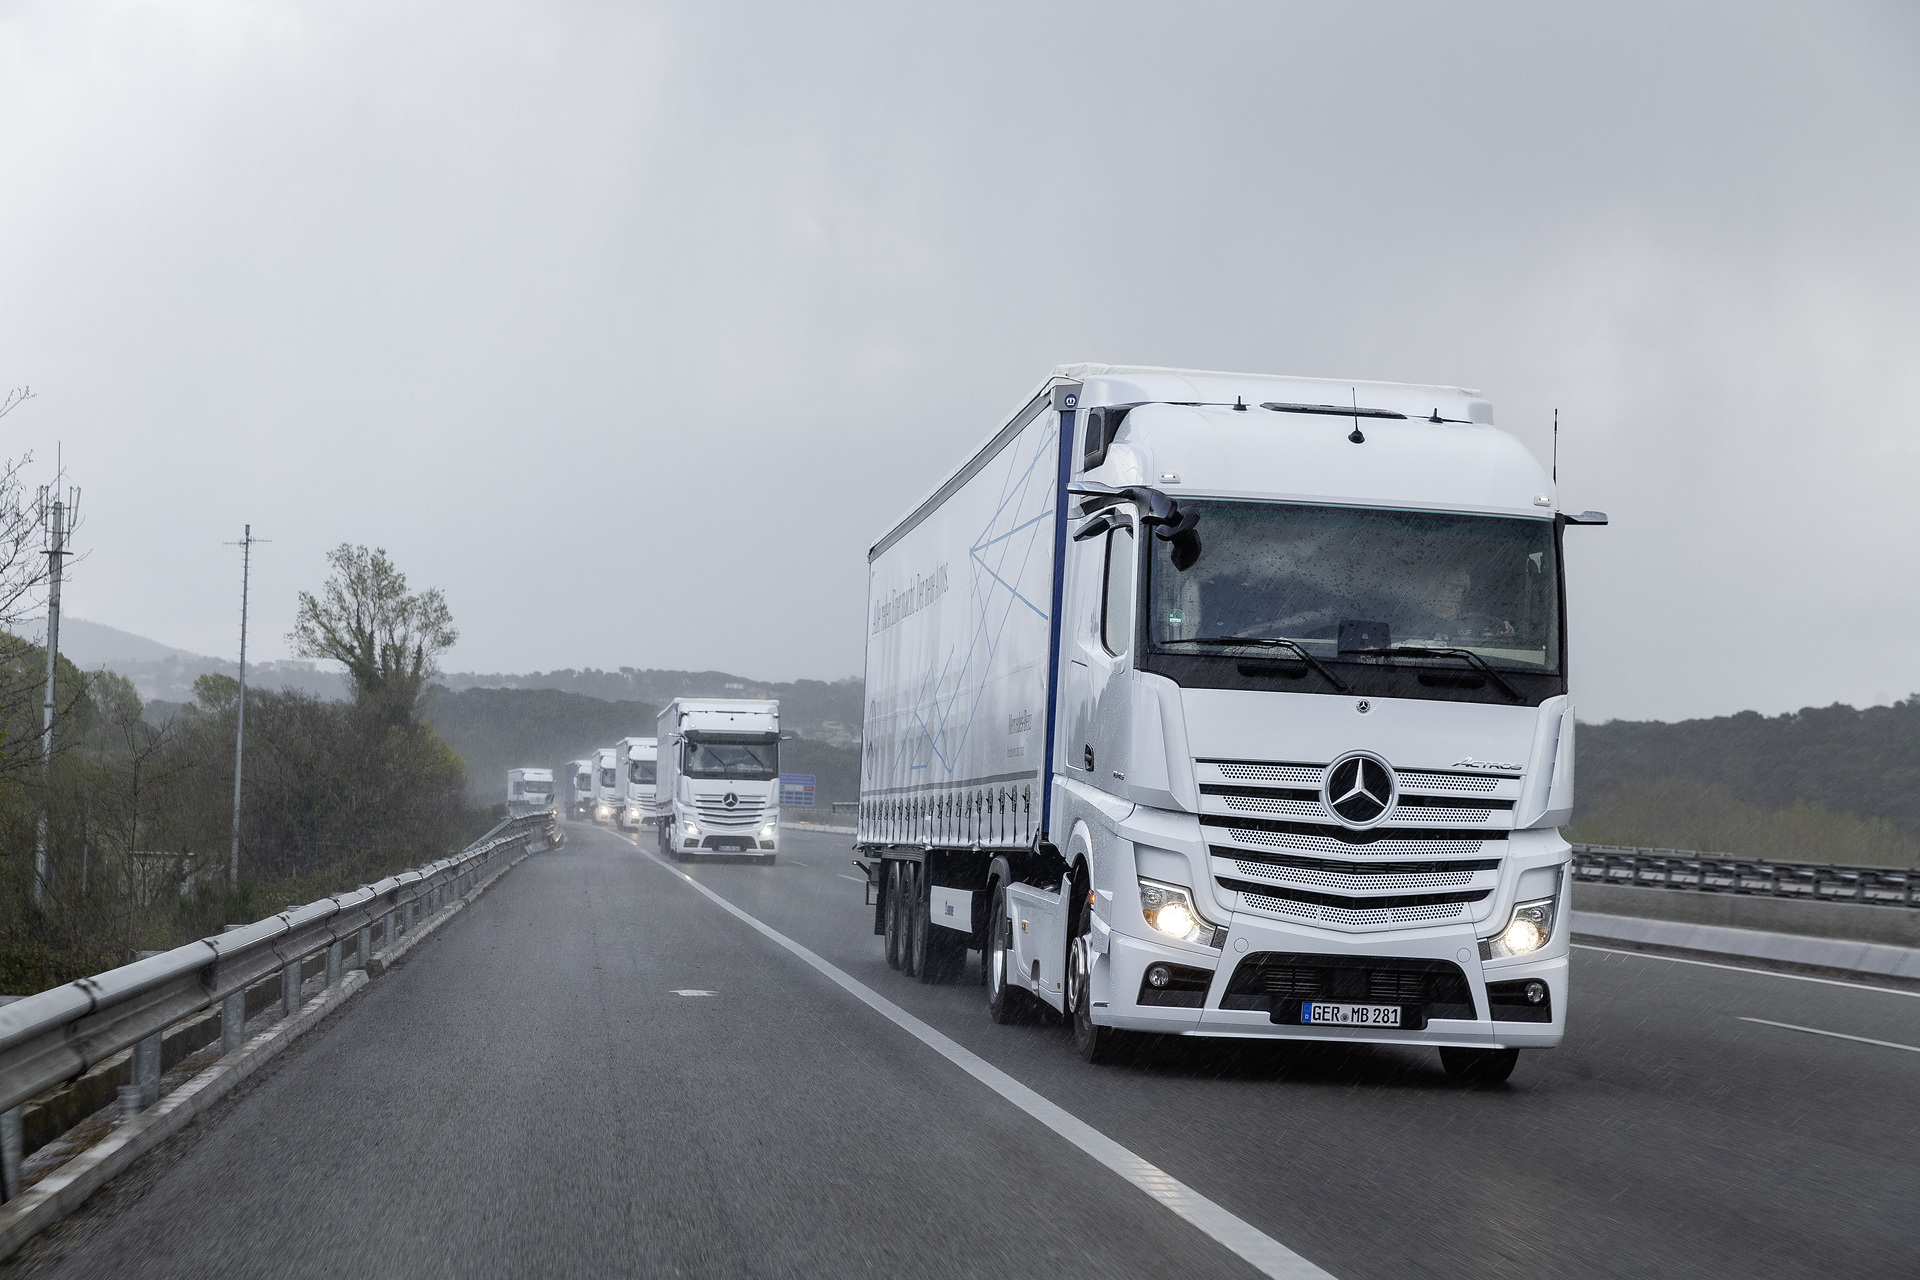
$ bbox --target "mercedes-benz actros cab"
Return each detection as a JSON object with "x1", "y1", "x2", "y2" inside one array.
[
  {"x1": 655, "y1": 699, "x2": 782, "y2": 861},
  {"x1": 567, "y1": 759, "x2": 594, "y2": 820},
  {"x1": 615, "y1": 736, "x2": 658, "y2": 831},
  {"x1": 507, "y1": 767, "x2": 554, "y2": 817},
  {"x1": 591, "y1": 747, "x2": 619, "y2": 824},
  {"x1": 854, "y1": 364, "x2": 1604, "y2": 1082}
]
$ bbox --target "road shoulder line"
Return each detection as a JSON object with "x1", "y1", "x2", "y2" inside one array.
[{"x1": 641, "y1": 850, "x2": 1335, "y2": 1280}]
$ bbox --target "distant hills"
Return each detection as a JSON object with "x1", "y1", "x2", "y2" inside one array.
[{"x1": 1571, "y1": 697, "x2": 1920, "y2": 867}]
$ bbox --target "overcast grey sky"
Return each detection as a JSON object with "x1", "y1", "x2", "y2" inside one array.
[{"x1": 3, "y1": 1, "x2": 1916, "y2": 723}]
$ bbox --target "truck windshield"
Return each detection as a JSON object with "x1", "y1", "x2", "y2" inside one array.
[
  {"x1": 683, "y1": 738, "x2": 779, "y2": 780},
  {"x1": 1146, "y1": 500, "x2": 1560, "y2": 673},
  {"x1": 628, "y1": 760, "x2": 656, "y2": 785},
  {"x1": 599, "y1": 768, "x2": 615, "y2": 787}
]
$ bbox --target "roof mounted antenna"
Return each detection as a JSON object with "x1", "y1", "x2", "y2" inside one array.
[
  {"x1": 1233, "y1": 395, "x2": 1247, "y2": 411},
  {"x1": 1552, "y1": 408, "x2": 1558, "y2": 484},
  {"x1": 1347, "y1": 388, "x2": 1365, "y2": 444}
]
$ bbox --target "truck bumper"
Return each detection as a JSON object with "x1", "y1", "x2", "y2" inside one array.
[{"x1": 1097, "y1": 915, "x2": 1567, "y2": 1050}]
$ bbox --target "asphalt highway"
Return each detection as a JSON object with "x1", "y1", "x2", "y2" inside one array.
[{"x1": 22, "y1": 822, "x2": 1919, "y2": 1279}]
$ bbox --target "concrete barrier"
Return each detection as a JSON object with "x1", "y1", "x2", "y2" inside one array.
[{"x1": 1572, "y1": 881, "x2": 1920, "y2": 948}]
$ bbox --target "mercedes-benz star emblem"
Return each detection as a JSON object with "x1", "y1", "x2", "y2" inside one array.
[
  {"x1": 1322, "y1": 754, "x2": 1395, "y2": 828},
  {"x1": 723, "y1": 792, "x2": 738, "y2": 809}
]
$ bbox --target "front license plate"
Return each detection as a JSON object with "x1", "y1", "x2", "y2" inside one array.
[{"x1": 1301, "y1": 1002, "x2": 1402, "y2": 1028}]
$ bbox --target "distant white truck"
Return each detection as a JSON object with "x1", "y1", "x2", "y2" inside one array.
[
  {"x1": 591, "y1": 747, "x2": 620, "y2": 823},
  {"x1": 567, "y1": 759, "x2": 594, "y2": 820},
  {"x1": 654, "y1": 699, "x2": 781, "y2": 861},
  {"x1": 614, "y1": 736, "x2": 658, "y2": 831},
  {"x1": 506, "y1": 767, "x2": 554, "y2": 816}
]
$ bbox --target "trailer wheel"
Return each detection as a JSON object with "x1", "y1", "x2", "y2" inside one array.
[
  {"x1": 1440, "y1": 1047, "x2": 1519, "y2": 1085},
  {"x1": 883, "y1": 861, "x2": 906, "y2": 970},
  {"x1": 904, "y1": 862, "x2": 927, "y2": 978},
  {"x1": 909, "y1": 863, "x2": 965, "y2": 984},
  {"x1": 986, "y1": 882, "x2": 1030, "y2": 1023}
]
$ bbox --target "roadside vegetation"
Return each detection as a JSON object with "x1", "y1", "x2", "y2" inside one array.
[
  {"x1": 1572, "y1": 697, "x2": 1920, "y2": 867},
  {"x1": 0, "y1": 545, "x2": 492, "y2": 994}
]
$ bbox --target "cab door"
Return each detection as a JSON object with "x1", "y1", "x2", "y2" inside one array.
[{"x1": 1061, "y1": 512, "x2": 1136, "y2": 797}]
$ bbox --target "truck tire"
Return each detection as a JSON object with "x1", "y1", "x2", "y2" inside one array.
[
  {"x1": 1440, "y1": 1046, "x2": 1519, "y2": 1084},
  {"x1": 883, "y1": 861, "x2": 906, "y2": 970},
  {"x1": 909, "y1": 863, "x2": 965, "y2": 985},
  {"x1": 986, "y1": 881, "x2": 1030, "y2": 1023},
  {"x1": 904, "y1": 862, "x2": 927, "y2": 978},
  {"x1": 1069, "y1": 919, "x2": 1127, "y2": 1064}
]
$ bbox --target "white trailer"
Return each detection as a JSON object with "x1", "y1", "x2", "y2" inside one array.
[
  {"x1": 566, "y1": 759, "x2": 594, "y2": 820},
  {"x1": 590, "y1": 747, "x2": 620, "y2": 823},
  {"x1": 507, "y1": 767, "x2": 555, "y2": 816},
  {"x1": 614, "y1": 736, "x2": 658, "y2": 830},
  {"x1": 855, "y1": 364, "x2": 1604, "y2": 1081},
  {"x1": 653, "y1": 699, "x2": 781, "y2": 861}
]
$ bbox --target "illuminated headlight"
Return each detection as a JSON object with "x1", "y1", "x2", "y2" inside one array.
[
  {"x1": 597, "y1": 805, "x2": 611, "y2": 817},
  {"x1": 1482, "y1": 895, "x2": 1558, "y2": 959},
  {"x1": 1138, "y1": 878, "x2": 1222, "y2": 947},
  {"x1": 759, "y1": 822, "x2": 776, "y2": 840},
  {"x1": 683, "y1": 820, "x2": 700, "y2": 837}
]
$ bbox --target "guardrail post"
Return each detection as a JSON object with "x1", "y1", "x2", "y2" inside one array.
[
  {"x1": 282, "y1": 959, "x2": 301, "y2": 1017},
  {"x1": 357, "y1": 923, "x2": 372, "y2": 971},
  {"x1": 134, "y1": 1032, "x2": 162, "y2": 1109},
  {"x1": 325, "y1": 939, "x2": 342, "y2": 988},
  {"x1": 0, "y1": 1106, "x2": 20, "y2": 1203}
]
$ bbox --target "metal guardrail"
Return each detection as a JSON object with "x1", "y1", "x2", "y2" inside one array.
[
  {"x1": 1571, "y1": 844, "x2": 1916, "y2": 908},
  {"x1": 0, "y1": 810, "x2": 557, "y2": 1193}
]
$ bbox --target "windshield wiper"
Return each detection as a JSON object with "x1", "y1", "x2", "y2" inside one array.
[
  {"x1": 1341, "y1": 646, "x2": 1523, "y2": 702},
  {"x1": 1175, "y1": 636, "x2": 1349, "y2": 692}
]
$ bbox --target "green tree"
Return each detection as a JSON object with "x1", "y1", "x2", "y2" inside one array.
[{"x1": 289, "y1": 545, "x2": 457, "y2": 724}]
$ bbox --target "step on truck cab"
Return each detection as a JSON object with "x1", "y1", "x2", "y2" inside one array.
[
  {"x1": 655, "y1": 699, "x2": 782, "y2": 861},
  {"x1": 614, "y1": 736, "x2": 658, "y2": 830},
  {"x1": 855, "y1": 364, "x2": 1605, "y2": 1082},
  {"x1": 507, "y1": 767, "x2": 554, "y2": 817},
  {"x1": 567, "y1": 759, "x2": 594, "y2": 820},
  {"x1": 591, "y1": 747, "x2": 620, "y2": 823}
]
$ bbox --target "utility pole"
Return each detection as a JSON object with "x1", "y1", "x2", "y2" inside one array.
[
  {"x1": 225, "y1": 526, "x2": 267, "y2": 886},
  {"x1": 34, "y1": 484, "x2": 76, "y2": 907}
]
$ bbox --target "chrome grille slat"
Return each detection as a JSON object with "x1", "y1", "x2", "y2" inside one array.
[{"x1": 1226, "y1": 858, "x2": 1485, "y2": 894}]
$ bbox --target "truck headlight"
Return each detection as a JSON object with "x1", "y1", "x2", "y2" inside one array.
[
  {"x1": 1138, "y1": 878, "x2": 1221, "y2": 947},
  {"x1": 759, "y1": 822, "x2": 776, "y2": 840},
  {"x1": 1481, "y1": 895, "x2": 1557, "y2": 959},
  {"x1": 683, "y1": 820, "x2": 700, "y2": 837}
]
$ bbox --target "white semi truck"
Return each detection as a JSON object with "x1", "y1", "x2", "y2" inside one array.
[
  {"x1": 591, "y1": 747, "x2": 620, "y2": 823},
  {"x1": 614, "y1": 736, "x2": 658, "y2": 831},
  {"x1": 654, "y1": 699, "x2": 781, "y2": 861},
  {"x1": 506, "y1": 767, "x2": 554, "y2": 816},
  {"x1": 567, "y1": 759, "x2": 594, "y2": 820},
  {"x1": 855, "y1": 364, "x2": 1604, "y2": 1082}
]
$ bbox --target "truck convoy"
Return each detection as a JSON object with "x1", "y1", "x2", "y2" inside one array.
[
  {"x1": 567, "y1": 759, "x2": 594, "y2": 820},
  {"x1": 614, "y1": 736, "x2": 658, "y2": 831},
  {"x1": 591, "y1": 747, "x2": 619, "y2": 823},
  {"x1": 506, "y1": 767, "x2": 554, "y2": 816},
  {"x1": 654, "y1": 699, "x2": 782, "y2": 861},
  {"x1": 854, "y1": 363, "x2": 1604, "y2": 1082}
]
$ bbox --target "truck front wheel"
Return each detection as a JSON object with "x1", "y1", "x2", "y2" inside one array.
[
  {"x1": 1069, "y1": 926, "x2": 1127, "y2": 1064},
  {"x1": 986, "y1": 882, "x2": 1029, "y2": 1024},
  {"x1": 1440, "y1": 1046, "x2": 1519, "y2": 1084}
]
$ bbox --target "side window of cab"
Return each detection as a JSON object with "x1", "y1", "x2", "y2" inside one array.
[{"x1": 1101, "y1": 524, "x2": 1135, "y2": 657}]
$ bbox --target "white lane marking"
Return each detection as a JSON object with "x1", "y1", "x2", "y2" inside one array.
[
  {"x1": 1572, "y1": 944, "x2": 1920, "y2": 999},
  {"x1": 1739, "y1": 1017, "x2": 1920, "y2": 1054},
  {"x1": 671, "y1": 989, "x2": 719, "y2": 997},
  {"x1": 838, "y1": 874, "x2": 866, "y2": 884},
  {"x1": 642, "y1": 850, "x2": 1334, "y2": 1280}
]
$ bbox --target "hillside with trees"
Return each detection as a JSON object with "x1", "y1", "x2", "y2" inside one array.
[
  {"x1": 1571, "y1": 696, "x2": 1920, "y2": 867},
  {"x1": 0, "y1": 544, "x2": 492, "y2": 992}
]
